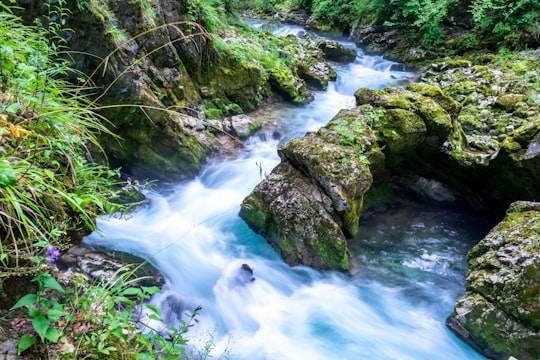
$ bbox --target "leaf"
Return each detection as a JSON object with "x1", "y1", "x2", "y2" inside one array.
[
  {"x1": 142, "y1": 286, "x2": 161, "y2": 295},
  {"x1": 145, "y1": 304, "x2": 161, "y2": 315},
  {"x1": 120, "y1": 287, "x2": 141, "y2": 296},
  {"x1": 0, "y1": 161, "x2": 16, "y2": 187},
  {"x1": 45, "y1": 327, "x2": 62, "y2": 343},
  {"x1": 32, "y1": 315, "x2": 50, "y2": 341},
  {"x1": 7, "y1": 123, "x2": 31, "y2": 137},
  {"x1": 17, "y1": 334, "x2": 36, "y2": 355},
  {"x1": 10, "y1": 294, "x2": 38, "y2": 310},
  {"x1": 5, "y1": 102, "x2": 21, "y2": 113},
  {"x1": 28, "y1": 306, "x2": 41, "y2": 318},
  {"x1": 46, "y1": 308, "x2": 64, "y2": 321},
  {"x1": 42, "y1": 276, "x2": 64, "y2": 293}
]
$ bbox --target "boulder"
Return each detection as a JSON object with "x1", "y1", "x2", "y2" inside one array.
[
  {"x1": 315, "y1": 38, "x2": 357, "y2": 63},
  {"x1": 447, "y1": 201, "x2": 540, "y2": 360},
  {"x1": 294, "y1": 55, "x2": 337, "y2": 90},
  {"x1": 240, "y1": 107, "x2": 383, "y2": 271},
  {"x1": 227, "y1": 114, "x2": 262, "y2": 139},
  {"x1": 240, "y1": 91, "x2": 462, "y2": 271}
]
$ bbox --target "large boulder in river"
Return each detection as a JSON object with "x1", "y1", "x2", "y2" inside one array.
[
  {"x1": 240, "y1": 107, "x2": 382, "y2": 271},
  {"x1": 240, "y1": 86, "x2": 460, "y2": 270},
  {"x1": 315, "y1": 38, "x2": 357, "y2": 63},
  {"x1": 446, "y1": 201, "x2": 540, "y2": 360}
]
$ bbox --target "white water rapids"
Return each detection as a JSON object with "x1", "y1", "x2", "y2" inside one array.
[{"x1": 84, "y1": 25, "x2": 489, "y2": 359}]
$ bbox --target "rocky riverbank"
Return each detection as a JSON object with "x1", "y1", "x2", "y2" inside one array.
[{"x1": 241, "y1": 48, "x2": 540, "y2": 358}]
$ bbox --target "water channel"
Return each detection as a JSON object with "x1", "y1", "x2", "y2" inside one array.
[{"x1": 85, "y1": 24, "x2": 492, "y2": 359}]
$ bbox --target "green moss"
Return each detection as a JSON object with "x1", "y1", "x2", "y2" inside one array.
[
  {"x1": 362, "y1": 183, "x2": 397, "y2": 212},
  {"x1": 226, "y1": 103, "x2": 243, "y2": 114},
  {"x1": 406, "y1": 83, "x2": 462, "y2": 116},
  {"x1": 204, "y1": 108, "x2": 223, "y2": 119},
  {"x1": 495, "y1": 94, "x2": 528, "y2": 110},
  {"x1": 248, "y1": 121, "x2": 262, "y2": 133},
  {"x1": 312, "y1": 235, "x2": 349, "y2": 271},
  {"x1": 239, "y1": 196, "x2": 268, "y2": 231},
  {"x1": 451, "y1": 80, "x2": 478, "y2": 95}
]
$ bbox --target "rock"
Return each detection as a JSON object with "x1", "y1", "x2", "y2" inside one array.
[
  {"x1": 447, "y1": 201, "x2": 540, "y2": 360},
  {"x1": 494, "y1": 94, "x2": 528, "y2": 111},
  {"x1": 294, "y1": 55, "x2": 337, "y2": 90},
  {"x1": 56, "y1": 245, "x2": 165, "y2": 289},
  {"x1": 406, "y1": 83, "x2": 462, "y2": 117},
  {"x1": 349, "y1": 24, "x2": 398, "y2": 54},
  {"x1": 230, "y1": 264, "x2": 256, "y2": 288},
  {"x1": 240, "y1": 107, "x2": 385, "y2": 271},
  {"x1": 315, "y1": 38, "x2": 357, "y2": 63},
  {"x1": 0, "y1": 337, "x2": 21, "y2": 359},
  {"x1": 354, "y1": 86, "x2": 455, "y2": 140},
  {"x1": 404, "y1": 176, "x2": 457, "y2": 203},
  {"x1": 240, "y1": 161, "x2": 350, "y2": 271},
  {"x1": 419, "y1": 52, "x2": 540, "y2": 206},
  {"x1": 269, "y1": 66, "x2": 312, "y2": 103},
  {"x1": 229, "y1": 114, "x2": 262, "y2": 139}
]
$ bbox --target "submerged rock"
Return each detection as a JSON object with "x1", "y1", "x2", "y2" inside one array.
[{"x1": 447, "y1": 201, "x2": 540, "y2": 360}]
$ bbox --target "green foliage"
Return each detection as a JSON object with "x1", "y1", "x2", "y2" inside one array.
[
  {"x1": 470, "y1": 0, "x2": 540, "y2": 45},
  {"x1": 11, "y1": 270, "x2": 65, "y2": 353},
  {"x1": 381, "y1": 0, "x2": 458, "y2": 46},
  {"x1": 310, "y1": 0, "x2": 363, "y2": 30},
  {"x1": 11, "y1": 263, "x2": 202, "y2": 358},
  {"x1": 0, "y1": 11, "x2": 123, "y2": 277}
]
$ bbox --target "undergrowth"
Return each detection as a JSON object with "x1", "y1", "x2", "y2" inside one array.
[
  {"x1": 0, "y1": 7, "x2": 123, "y2": 280},
  {"x1": 0, "y1": 3, "x2": 213, "y2": 358}
]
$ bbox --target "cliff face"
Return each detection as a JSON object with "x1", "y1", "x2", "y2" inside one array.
[
  {"x1": 7, "y1": 0, "x2": 352, "y2": 180},
  {"x1": 64, "y1": 0, "x2": 256, "y2": 180}
]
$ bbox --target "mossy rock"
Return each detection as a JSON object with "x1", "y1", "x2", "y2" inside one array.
[
  {"x1": 406, "y1": 83, "x2": 462, "y2": 117},
  {"x1": 448, "y1": 201, "x2": 540, "y2": 360},
  {"x1": 431, "y1": 59, "x2": 472, "y2": 71},
  {"x1": 494, "y1": 94, "x2": 528, "y2": 111},
  {"x1": 372, "y1": 108, "x2": 427, "y2": 153},
  {"x1": 240, "y1": 162, "x2": 349, "y2": 271},
  {"x1": 354, "y1": 87, "x2": 453, "y2": 140},
  {"x1": 204, "y1": 108, "x2": 224, "y2": 120}
]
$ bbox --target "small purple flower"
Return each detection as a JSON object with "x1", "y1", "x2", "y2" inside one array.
[
  {"x1": 46, "y1": 245, "x2": 60, "y2": 258},
  {"x1": 45, "y1": 245, "x2": 60, "y2": 265}
]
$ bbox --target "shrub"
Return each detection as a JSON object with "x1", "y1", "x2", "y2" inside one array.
[{"x1": 11, "y1": 262, "x2": 199, "y2": 358}]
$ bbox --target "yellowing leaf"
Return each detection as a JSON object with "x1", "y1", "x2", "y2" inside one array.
[{"x1": 7, "y1": 123, "x2": 31, "y2": 137}]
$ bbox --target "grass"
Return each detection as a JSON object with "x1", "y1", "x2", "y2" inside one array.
[
  {"x1": 0, "y1": 5, "x2": 220, "y2": 358},
  {"x1": 0, "y1": 9, "x2": 125, "y2": 278}
]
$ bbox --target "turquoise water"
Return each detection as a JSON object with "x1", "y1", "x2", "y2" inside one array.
[{"x1": 84, "y1": 28, "x2": 489, "y2": 359}]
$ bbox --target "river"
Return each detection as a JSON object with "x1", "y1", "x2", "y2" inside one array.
[{"x1": 84, "y1": 24, "x2": 490, "y2": 360}]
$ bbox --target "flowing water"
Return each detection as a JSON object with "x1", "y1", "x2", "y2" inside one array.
[{"x1": 84, "y1": 25, "x2": 491, "y2": 359}]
